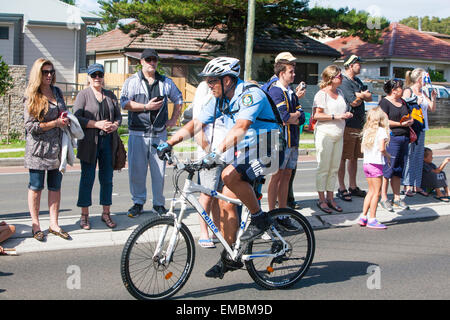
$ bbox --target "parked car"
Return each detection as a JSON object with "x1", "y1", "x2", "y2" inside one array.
[{"x1": 425, "y1": 85, "x2": 449, "y2": 99}]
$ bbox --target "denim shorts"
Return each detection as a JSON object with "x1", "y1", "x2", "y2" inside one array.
[{"x1": 28, "y1": 169, "x2": 62, "y2": 191}]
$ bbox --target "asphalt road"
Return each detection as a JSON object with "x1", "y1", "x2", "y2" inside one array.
[{"x1": 1, "y1": 215, "x2": 449, "y2": 300}]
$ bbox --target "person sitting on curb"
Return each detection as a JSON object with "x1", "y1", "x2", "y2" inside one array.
[
  {"x1": 421, "y1": 148, "x2": 450, "y2": 202},
  {"x1": 0, "y1": 221, "x2": 15, "y2": 255}
]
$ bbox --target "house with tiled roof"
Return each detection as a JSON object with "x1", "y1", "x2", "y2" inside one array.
[
  {"x1": 326, "y1": 23, "x2": 450, "y2": 81},
  {"x1": 1, "y1": 0, "x2": 101, "y2": 83},
  {"x1": 86, "y1": 23, "x2": 340, "y2": 86}
]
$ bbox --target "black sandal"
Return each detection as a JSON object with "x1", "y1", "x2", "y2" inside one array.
[
  {"x1": 336, "y1": 189, "x2": 352, "y2": 201},
  {"x1": 349, "y1": 187, "x2": 367, "y2": 197},
  {"x1": 327, "y1": 200, "x2": 343, "y2": 212},
  {"x1": 317, "y1": 200, "x2": 332, "y2": 214}
]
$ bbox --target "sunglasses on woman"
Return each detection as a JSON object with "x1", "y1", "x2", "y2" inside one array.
[
  {"x1": 42, "y1": 69, "x2": 55, "y2": 76},
  {"x1": 334, "y1": 73, "x2": 343, "y2": 79},
  {"x1": 90, "y1": 72, "x2": 104, "y2": 79}
]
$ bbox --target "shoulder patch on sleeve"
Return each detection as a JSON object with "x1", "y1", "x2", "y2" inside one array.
[{"x1": 241, "y1": 94, "x2": 253, "y2": 107}]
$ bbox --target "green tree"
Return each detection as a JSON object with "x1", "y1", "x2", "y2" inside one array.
[
  {"x1": 0, "y1": 56, "x2": 15, "y2": 144},
  {"x1": 99, "y1": 0, "x2": 389, "y2": 63},
  {"x1": 60, "y1": 0, "x2": 75, "y2": 5},
  {"x1": 400, "y1": 16, "x2": 450, "y2": 35}
]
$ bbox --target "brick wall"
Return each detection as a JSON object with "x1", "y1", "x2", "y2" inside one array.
[{"x1": 0, "y1": 65, "x2": 27, "y2": 140}]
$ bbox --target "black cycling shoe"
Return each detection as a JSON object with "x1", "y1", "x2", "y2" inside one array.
[
  {"x1": 276, "y1": 217, "x2": 297, "y2": 231},
  {"x1": 205, "y1": 252, "x2": 244, "y2": 279},
  {"x1": 241, "y1": 212, "x2": 272, "y2": 242}
]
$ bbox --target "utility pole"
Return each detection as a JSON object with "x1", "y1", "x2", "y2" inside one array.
[{"x1": 244, "y1": 0, "x2": 256, "y2": 81}]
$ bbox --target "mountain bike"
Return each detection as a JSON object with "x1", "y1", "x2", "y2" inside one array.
[{"x1": 120, "y1": 150, "x2": 315, "y2": 300}]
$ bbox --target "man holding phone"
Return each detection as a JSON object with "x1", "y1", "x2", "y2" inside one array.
[{"x1": 120, "y1": 48, "x2": 183, "y2": 217}]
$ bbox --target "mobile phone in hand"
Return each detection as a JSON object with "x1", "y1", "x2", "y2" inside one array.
[
  {"x1": 299, "y1": 82, "x2": 306, "y2": 90},
  {"x1": 155, "y1": 96, "x2": 164, "y2": 102}
]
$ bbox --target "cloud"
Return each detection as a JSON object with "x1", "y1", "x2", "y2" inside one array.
[{"x1": 76, "y1": 0, "x2": 101, "y2": 13}]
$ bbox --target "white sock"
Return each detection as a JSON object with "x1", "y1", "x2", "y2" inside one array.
[{"x1": 368, "y1": 218, "x2": 377, "y2": 223}]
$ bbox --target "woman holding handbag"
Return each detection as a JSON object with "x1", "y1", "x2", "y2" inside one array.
[{"x1": 73, "y1": 64, "x2": 122, "y2": 230}]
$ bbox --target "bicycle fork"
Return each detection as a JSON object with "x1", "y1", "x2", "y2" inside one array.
[{"x1": 152, "y1": 197, "x2": 186, "y2": 265}]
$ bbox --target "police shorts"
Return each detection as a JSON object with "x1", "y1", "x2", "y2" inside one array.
[{"x1": 232, "y1": 148, "x2": 285, "y2": 184}]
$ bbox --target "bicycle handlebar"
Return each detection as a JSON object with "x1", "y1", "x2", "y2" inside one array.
[{"x1": 151, "y1": 143, "x2": 222, "y2": 173}]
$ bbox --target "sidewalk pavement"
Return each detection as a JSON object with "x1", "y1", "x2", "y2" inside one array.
[
  {"x1": 1, "y1": 142, "x2": 449, "y2": 255},
  {"x1": 2, "y1": 192, "x2": 449, "y2": 255}
]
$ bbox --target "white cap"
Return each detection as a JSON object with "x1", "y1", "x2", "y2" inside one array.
[{"x1": 275, "y1": 52, "x2": 297, "y2": 63}]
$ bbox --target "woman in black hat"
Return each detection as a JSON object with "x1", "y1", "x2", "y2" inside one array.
[{"x1": 73, "y1": 64, "x2": 122, "y2": 230}]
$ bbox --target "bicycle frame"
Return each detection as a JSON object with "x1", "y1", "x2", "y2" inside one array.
[{"x1": 154, "y1": 162, "x2": 290, "y2": 265}]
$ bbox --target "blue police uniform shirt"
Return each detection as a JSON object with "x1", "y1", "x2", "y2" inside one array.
[{"x1": 196, "y1": 79, "x2": 279, "y2": 151}]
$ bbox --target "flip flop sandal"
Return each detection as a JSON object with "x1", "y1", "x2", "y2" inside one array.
[
  {"x1": 327, "y1": 200, "x2": 343, "y2": 212},
  {"x1": 198, "y1": 239, "x2": 216, "y2": 248},
  {"x1": 434, "y1": 196, "x2": 449, "y2": 202},
  {"x1": 405, "y1": 190, "x2": 415, "y2": 197},
  {"x1": 336, "y1": 189, "x2": 352, "y2": 201},
  {"x1": 101, "y1": 213, "x2": 117, "y2": 229},
  {"x1": 48, "y1": 227, "x2": 71, "y2": 240},
  {"x1": 317, "y1": 200, "x2": 332, "y2": 214},
  {"x1": 32, "y1": 230, "x2": 46, "y2": 242},
  {"x1": 417, "y1": 190, "x2": 429, "y2": 197}
]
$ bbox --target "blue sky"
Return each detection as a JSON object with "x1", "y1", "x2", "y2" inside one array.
[{"x1": 76, "y1": 0, "x2": 449, "y2": 23}]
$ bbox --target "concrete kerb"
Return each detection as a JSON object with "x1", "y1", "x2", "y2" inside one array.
[{"x1": 3, "y1": 195, "x2": 449, "y2": 255}]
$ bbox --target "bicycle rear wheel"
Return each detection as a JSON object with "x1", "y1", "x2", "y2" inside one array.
[
  {"x1": 245, "y1": 208, "x2": 315, "y2": 290},
  {"x1": 121, "y1": 216, "x2": 195, "y2": 300}
]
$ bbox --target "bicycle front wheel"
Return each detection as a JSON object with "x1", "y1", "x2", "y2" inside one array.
[
  {"x1": 121, "y1": 217, "x2": 195, "y2": 300},
  {"x1": 245, "y1": 208, "x2": 315, "y2": 290}
]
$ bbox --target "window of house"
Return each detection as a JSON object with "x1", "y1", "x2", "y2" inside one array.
[
  {"x1": 380, "y1": 66, "x2": 389, "y2": 77},
  {"x1": 104, "y1": 60, "x2": 118, "y2": 73},
  {"x1": 86, "y1": 54, "x2": 96, "y2": 70},
  {"x1": 393, "y1": 67, "x2": 413, "y2": 79},
  {"x1": 0, "y1": 26, "x2": 8, "y2": 40},
  {"x1": 294, "y1": 63, "x2": 319, "y2": 85}
]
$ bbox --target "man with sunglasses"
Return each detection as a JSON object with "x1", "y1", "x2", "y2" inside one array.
[
  {"x1": 157, "y1": 57, "x2": 284, "y2": 279},
  {"x1": 120, "y1": 48, "x2": 183, "y2": 217}
]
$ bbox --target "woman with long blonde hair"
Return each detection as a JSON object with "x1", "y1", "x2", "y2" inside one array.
[
  {"x1": 402, "y1": 68, "x2": 437, "y2": 196},
  {"x1": 358, "y1": 107, "x2": 390, "y2": 229},
  {"x1": 24, "y1": 58, "x2": 71, "y2": 242},
  {"x1": 312, "y1": 65, "x2": 353, "y2": 213}
]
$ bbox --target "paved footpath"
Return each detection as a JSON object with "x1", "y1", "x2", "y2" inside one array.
[{"x1": 1, "y1": 145, "x2": 449, "y2": 255}]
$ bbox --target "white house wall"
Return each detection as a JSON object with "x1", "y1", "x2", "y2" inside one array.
[
  {"x1": 0, "y1": 23, "x2": 15, "y2": 65},
  {"x1": 23, "y1": 25, "x2": 77, "y2": 83}
]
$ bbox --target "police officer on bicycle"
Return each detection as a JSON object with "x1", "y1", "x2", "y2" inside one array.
[{"x1": 157, "y1": 57, "x2": 283, "y2": 278}]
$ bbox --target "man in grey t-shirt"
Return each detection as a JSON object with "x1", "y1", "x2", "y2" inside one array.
[{"x1": 337, "y1": 55, "x2": 372, "y2": 201}]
